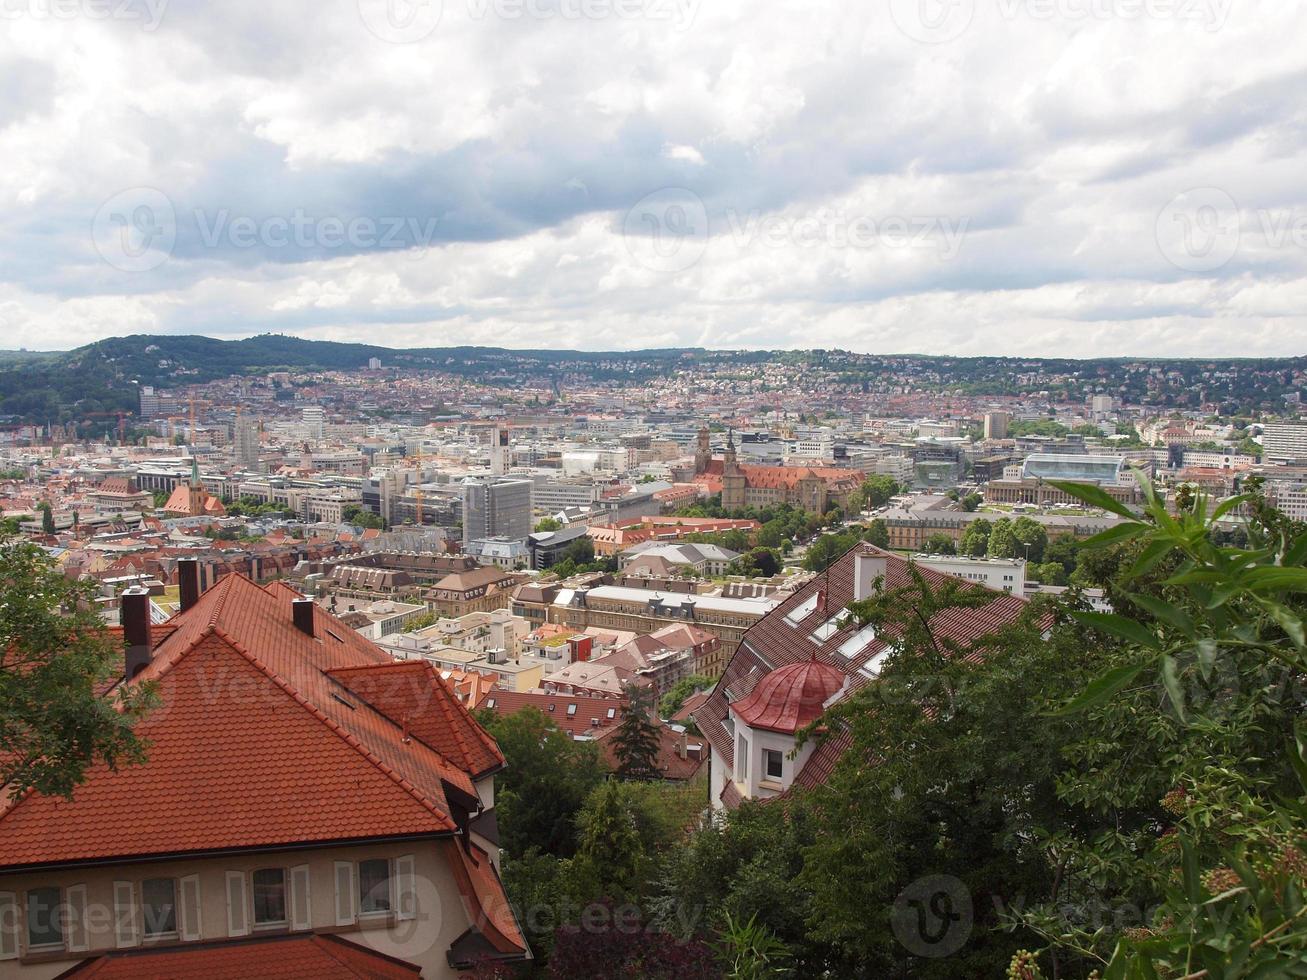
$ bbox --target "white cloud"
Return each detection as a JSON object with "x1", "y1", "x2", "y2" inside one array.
[{"x1": 0, "y1": 0, "x2": 1306, "y2": 355}]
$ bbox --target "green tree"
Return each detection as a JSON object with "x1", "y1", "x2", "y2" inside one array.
[
  {"x1": 576, "y1": 780, "x2": 648, "y2": 897},
  {"x1": 612, "y1": 683, "x2": 662, "y2": 780},
  {"x1": 1009, "y1": 476, "x2": 1307, "y2": 975},
  {"x1": 1010, "y1": 516, "x2": 1048, "y2": 562},
  {"x1": 475, "y1": 707, "x2": 606, "y2": 857},
  {"x1": 863, "y1": 518, "x2": 890, "y2": 549},
  {"x1": 660, "y1": 674, "x2": 714, "y2": 718},
  {"x1": 960, "y1": 492, "x2": 982, "y2": 512},
  {"x1": 960, "y1": 519, "x2": 992, "y2": 556},
  {"x1": 1027, "y1": 561, "x2": 1067, "y2": 586},
  {"x1": 861, "y1": 476, "x2": 900, "y2": 509},
  {"x1": 715, "y1": 912, "x2": 794, "y2": 979},
  {"x1": 39, "y1": 503, "x2": 55, "y2": 534},
  {"x1": 535, "y1": 516, "x2": 563, "y2": 532},
  {"x1": 0, "y1": 535, "x2": 154, "y2": 799},
  {"x1": 923, "y1": 532, "x2": 956, "y2": 555}
]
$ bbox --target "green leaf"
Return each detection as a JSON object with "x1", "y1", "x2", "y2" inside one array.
[
  {"x1": 1195, "y1": 637, "x2": 1218, "y2": 681},
  {"x1": 1048, "y1": 481, "x2": 1140, "y2": 520},
  {"x1": 1291, "y1": 725, "x2": 1307, "y2": 795},
  {"x1": 1079, "y1": 523, "x2": 1147, "y2": 550},
  {"x1": 1269, "y1": 603, "x2": 1307, "y2": 650},
  {"x1": 1102, "y1": 940, "x2": 1131, "y2": 980},
  {"x1": 1048, "y1": 661, "x2": 1147, "y2": 716},
  {"x1": 1071, "y1": 611, "x2": 1161, "y2": 649},
  {"x1": 1244, "y1": 566, "x2": 1307, "y2": 593},
  {"x1": 1127, "y1": 593, "x2": 1195, "y2": 636},
  {"x1": 1211, "y1": 494, "x2": 1251, "y2": 521},
  {"x1": 1161, "y1": 654, "x2": 1186, "y2": 723}
]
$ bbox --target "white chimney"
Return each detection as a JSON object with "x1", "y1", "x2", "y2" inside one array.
[{"x1": 854, "y1": 553, "x2": 888, "y2": 601}]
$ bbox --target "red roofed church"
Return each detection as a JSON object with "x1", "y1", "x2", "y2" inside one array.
[{"x1": 0, "y1": 559, "x2": 528, "y2": 977}]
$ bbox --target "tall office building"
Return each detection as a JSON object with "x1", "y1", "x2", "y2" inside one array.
[
  {"x1": 983, "y1": 411, "x2": 1011, "y2": 440},
  {"x1": 234, "y1": 414, "x2": 260, "y2": 471},
  {"x1": 490, "y1": 425, "x2": 511, "y2": 476},
  {"x1": 462, "y1": 477, "x2": 532, "y2": 551},
  {"x1": 1090, "y1": 395, "x2": 1114, "y2": 420},
  {"x1": 1262, "y1": 422, "x2": 1307, "y2": 464},
  {"x1": 301, "y1": 405, "x2": 325, "y2": 441}
]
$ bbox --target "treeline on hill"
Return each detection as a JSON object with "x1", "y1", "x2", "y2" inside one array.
[
  {"x1": 5, "y1": 333, "x2": 1307, "y2": 422},
  {"x1": 465, "y1": 476, "x2": 1307, "y2": 978}
]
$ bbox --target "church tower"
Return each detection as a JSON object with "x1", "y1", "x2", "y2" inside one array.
[
  {"x1": 694, "y1": 425, "x2": 711, "y2": 474},
  {"x1": 722, "y1": 430, "x2": 746, "y2": 511},
  {"x1": 187, "y1": 457, "x2": 205, "y2": 517}
]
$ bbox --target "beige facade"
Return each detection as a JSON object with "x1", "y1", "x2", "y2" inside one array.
[{"x1": 0, "y1": 839, "x2": 475, "y2": 978}]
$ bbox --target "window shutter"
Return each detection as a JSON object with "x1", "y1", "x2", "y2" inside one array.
[
  {"x1": 178, "y1": 875, "x2": 201, "y2": 942},
  {"x1": 290, "y1": 865, "x2": 311, "y2": 931},
  {"x1": 113, "y1": 881, "x2": 138, "y2": 948},
  {"x1": 333, "y1": 862, "x2": 355, "y2": 926},
  {"x1": 0, "y1": 892, "x2": 17, "y2": 961},
  {"x1": 395, "y1": 854, "x2": 416, "y2": 921},
  {"x1": 65, "y1": 885, "x2": 89, "y2": 952},
  {"x1": 225, "y1": 871, "x2": 249, "y2": 937}
]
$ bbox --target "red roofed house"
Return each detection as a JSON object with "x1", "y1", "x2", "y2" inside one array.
[
  {"x1": 695, "y1": 544, "x2": 1029, "y2": 810},
  {"x1": 0, "y1": 559, "x2": 528, "y2": 977}
]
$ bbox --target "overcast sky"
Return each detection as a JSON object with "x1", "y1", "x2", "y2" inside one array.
[{"x1": 2, "y1": 0, "x2": 1306, "y2": 356}]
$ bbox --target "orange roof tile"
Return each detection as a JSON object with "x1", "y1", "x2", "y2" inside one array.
[{"x1": 58, "y1": 933, "x2": 421, "y2": 979}]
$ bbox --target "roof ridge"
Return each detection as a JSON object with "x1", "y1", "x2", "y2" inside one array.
[{"x1": 210, "y1": 624, "x2": 457, "y2": 831}]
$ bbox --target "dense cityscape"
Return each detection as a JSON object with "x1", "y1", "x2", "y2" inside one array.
[{"x1": 5, "y1": 0, "x2": 1307, "y2": 975}]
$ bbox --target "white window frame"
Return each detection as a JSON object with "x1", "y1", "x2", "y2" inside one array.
[
  {"x1": 763, "y1": 748, "x2": 784, "y2": 781},
  {"x1": 250, "y1": 867, "x2": 288, "y2": 930}
]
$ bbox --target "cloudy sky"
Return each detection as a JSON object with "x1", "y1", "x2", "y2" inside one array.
[{"x1": 2, "y1": 0, "x2": 1306, "y2": 356}]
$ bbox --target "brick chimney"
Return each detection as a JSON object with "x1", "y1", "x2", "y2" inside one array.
[
  {"x1": 122, "y1": 587, "x2": 152, "y2": 681},
  {"x1": 177, "y1": 557, "x2": 200, "y2": 612}
]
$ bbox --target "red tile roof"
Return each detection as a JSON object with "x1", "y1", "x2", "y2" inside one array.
[
  {"x1": 444, "y1": 839, "x2": 527, "y2": 957},
  {"x1": 482, "y1": 691, "x2": 627, "y2": 738},
  {"x1": 0, "y1": 573, "x2": 504, "y2": 868},
  {"x1": 57, "y1": 933, "x2": 421, "y2": 979}
]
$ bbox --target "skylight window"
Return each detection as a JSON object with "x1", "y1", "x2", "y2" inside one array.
[
  {"x1": 567, "y1": 704, "x2": 578, "y2": 716},
  {"x1": 838, "y1": 622, "x2": 877, "y2": 659},
  {"x1": 809, "y1": 614, "x2": 844, "y2": 644},
  {"x1": 783, "y1": 593, "x2": 820, "y2": 626},
  {"x1": 860, "y1": 645, "x2": 896, "y2": 679}
]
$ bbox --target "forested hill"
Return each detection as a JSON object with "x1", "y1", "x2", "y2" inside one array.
[
  {"x1": 1, "y1": 332, "x2": 1305, "y2": 424},
  {"x1": 0, "y1": 334, "x2": 703, "y2": 422}
]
